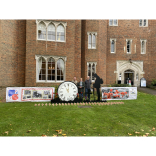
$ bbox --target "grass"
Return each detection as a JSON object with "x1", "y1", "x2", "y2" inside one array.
[{"x1": 0, "y1": 91, "x2": 156, "y2": 136}]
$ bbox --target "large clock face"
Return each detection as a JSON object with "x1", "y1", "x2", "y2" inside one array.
[{"x1": 58, "y1": 81, "x2": 78, "y2": 101}]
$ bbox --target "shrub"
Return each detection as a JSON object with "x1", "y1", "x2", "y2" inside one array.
[
  {"x1": 109, "y1": 84, "x2": 130, "y2": 87},
  {"x1": 151, "y1": 79, "x2": 156, "y2": 86}
]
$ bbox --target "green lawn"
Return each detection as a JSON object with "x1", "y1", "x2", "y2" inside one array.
[{"x1": 0, "y1": 91, "x2": 156, "y2": 136}]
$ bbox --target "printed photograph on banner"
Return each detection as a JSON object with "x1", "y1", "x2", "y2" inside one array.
[
  {"x1": 32, "y1": 91, "x2": 42, "y2": 98},
  {"x1": 21, "y1": 88, "x2": 55, "y2": 101},
  {"x1": 101, "y1": 87, "x2": 137, "y2": 100},
  {"x1": 24, "y1": 90, "x2": 31, "y2": 95}
]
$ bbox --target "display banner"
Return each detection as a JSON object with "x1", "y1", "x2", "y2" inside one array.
[
  {"x1": 6, "y1": 87, "x2": 21, "y2": 102},
  {"x1": 101, "y1": 87, "x2": 137, "y2": 100},
  {"x1": 6, "y1": 87, "x2": 55, "y2": 102}
]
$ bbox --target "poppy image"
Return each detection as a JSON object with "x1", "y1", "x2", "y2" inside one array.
[{"x1": 12, "y1": 94, "x2": 18, "y2": 100}]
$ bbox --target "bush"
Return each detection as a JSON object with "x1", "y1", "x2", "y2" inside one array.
[
  {"x1": 151, "y1": 79, "x2": 156, "y2": 86},
  {"x1": 109, "y1": 84, "x2": 130, "y2": 87}
]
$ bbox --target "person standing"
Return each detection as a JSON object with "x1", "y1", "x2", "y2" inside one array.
[
  {"x1": 72, "y1": 76, "x2": 77, "y2": 85},
  {"x1": 77, "y1": 78, "x2": 85, "y2": 99},
  {"x1": 93, "y1": 73, "x2": 103, "y2": 101},
  {"x1": 85, "y1": 76, "x2": 92, "y2": 101}
]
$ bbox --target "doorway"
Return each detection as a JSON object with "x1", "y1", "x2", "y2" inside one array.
[{"x1": 124, "y1": 69, "x2": 134, "y2": 85}]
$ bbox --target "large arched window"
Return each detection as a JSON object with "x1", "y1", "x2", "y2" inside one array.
[
  {"x1": 57, "y1": 59, "x2": 64, "y2": 81},
  {"x1": 47, "y1": 23, "x2": 55, "y2": 41},
  {"x1": 36, "y1": 55, "x2": 66, "y2": 82},
  {"x1": 38, "y1": 22, "x2": 46, "y2": 40},
  {"x1": 38, "y1": 57, "x2": 46, "y2": 80},
  {"x1": 48, "y1": 58, "x2": 55, "y2": 81},
  {"x1": 57, "y1": 25, "x2": 65, "y2": 41}
]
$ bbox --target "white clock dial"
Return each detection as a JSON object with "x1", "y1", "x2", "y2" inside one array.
[{"x1": 58, "y1": 81, "x2": 78, "y2": 101}]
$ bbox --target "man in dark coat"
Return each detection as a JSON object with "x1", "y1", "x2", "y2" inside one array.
[
  {"x1": 77, "y1": 78, "x2": 85, "y2": 99},
  {"x1": 93, "y1": 73, "x2": 103, "y2": 101}
]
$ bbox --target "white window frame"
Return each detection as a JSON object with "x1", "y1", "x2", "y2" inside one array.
[
  {"x1": 139, "y1": 19, "x2": 148, "y2": 27},
  {"x1": 36, "y1": 20, "x2": 67, "y2": 42},
  {"x1": 35, "y1": 55, "x2": 67, "y2": 83},
  {"x1": 110, "y1": 38, "x2": 116, "y2": 53},
  {"x1": 126, "y1": 39, "x2": 132, "y2": 54},
  {"x1": 140, "y1": 39, "x2": 147, "y2": 54},
  {"x1": 109, "y1": 19, "x2": 118, "y2": 26},
  {"x1": 87, "y1": 62, "x2": 97, "y2": 82},
  {"x1": 87, "y1": 32, "x2": 97, "y2": 49}
]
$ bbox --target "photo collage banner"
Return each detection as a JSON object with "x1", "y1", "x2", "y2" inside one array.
[
  {"x1": 6, "y1": 87, "x2": 55, "y2": 102},
  {"x1": 101, "y1": 87, "x2": 137, "y2": 100}
]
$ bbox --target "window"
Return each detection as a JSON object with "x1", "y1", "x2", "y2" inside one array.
[
  {"x1": 47, "y1": 23, "x2": 55, "y2": 41},
  {"x1": 110, "y1": 38, "x2": 116, "y2": 53},
  {"x1": 87, "y1": 32, "x2": 97, "y2": 49},
  {"x1": 126, "y1": 39, "x2": 132, "y2": 53},
  {"x1": 109, "y1": 19, "x2": 118, "y2": 26},
  {"x1": 37, "y1": 20, "x2": 67, "y2": 42},
  {"x1": 38, "y1": 22, "x2": 46, "y2": 40},
  {"x1": 57, "y1": 25, "x2": 65, "y2": 41},
  {"x1": 140, "y1": 39, "x2": 147, "y2": 54},
  {"x1": 139, "y1": 19, "x2": 148, "y2": 27},
  {"x1": 119, "y1": 73, "x2": 121, "y2": 80},
  {"x1": 38, "y1": 57, "x2": 46, "y2": 80},
  {"x1": 35, "y1": 55, "x2": 67, "y2": 83},
  {"x1": 87, "y1": 62, "x2": 97, "y2": 81}
]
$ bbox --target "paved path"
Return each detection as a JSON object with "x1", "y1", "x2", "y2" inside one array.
[{"x1": 137, "y1": 87, "x2": 156, "y2": 95}]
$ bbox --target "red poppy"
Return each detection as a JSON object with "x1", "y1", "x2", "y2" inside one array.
[
  {"x1": 12, "y1": 94, "x2": 18, "y2": 100},
  {"x1": 81, "y1": 92, "x2": 82, "y2": 94}
]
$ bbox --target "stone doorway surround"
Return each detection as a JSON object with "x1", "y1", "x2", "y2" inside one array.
[{"x1": 114, "y1": 61, "x2": 145, "y2": 86}]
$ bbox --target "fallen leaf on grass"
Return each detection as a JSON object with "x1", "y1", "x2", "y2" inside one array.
[
  {"x1": 62, "y1": 134, "x2": 66, "y2": 136},
  {"x1": 42, "y1": 134, "x2": 47, "y2": 137},
  {"x1": 128, "y1": 133, "x2": 132, "y2": 135},
  {"x1": 143, "y1": 135, "x2": 147, "y2": 137},
  {"x1": 141, "y1": 129, "x2": 144, "y2": 131},
  {"x1": 47, "y1": 129, "x2": 49, "y2": 131},
  {"x1": 145, "y1": 133, "x2": 149, "y2": 136},
  {"x1": 152, "y1": 127, "x2": 155, "y2": 131},
  {"x1": 53, "y1": 134, "x2": 58, "y2": 137},
  {"x1": 27, "y1": 130, "x2": 31, "y2": 133},
  {"x1": 83, "y1": 134, "x2": 86, "y2": 136},
  {"x1": 135, "y1": 132, "x2": 140, "y2": 134},
  {"x1": 5, "y1": 131, "x2": 9, "y2": 135}
]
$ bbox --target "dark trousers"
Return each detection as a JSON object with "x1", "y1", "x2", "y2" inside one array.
[
  {"x1": 85, "y1": 88, "x2": 90, "y2": 100},
  {"x1": 96, "y1": 88, "x2": 100, "y2": 101}
]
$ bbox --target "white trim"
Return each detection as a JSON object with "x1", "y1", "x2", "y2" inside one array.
[
  {"x1": 87, "y1": 62, "x2": 97, "y2": 82},
  {"x1": 140, "y1": 39, "x2": 147, "y2": 54},
  {"x1": 87, "y1": 32, "x2": 97, "y2": 49},
  {"x1": 109, "y1": 19, "x2": 118, "y2": 26},
  {"x1": 139, "y1": 19, "x2": 148, "y2": 27},
  {"x1": 36, "y1": 20, "x2": 67, "y2": 42},
  {"x1": 35, "y1": 55, "x2": 67, "y2": 83},
  {"x1": 110, "y1": 38, "x2": 116, "y2": 53}
]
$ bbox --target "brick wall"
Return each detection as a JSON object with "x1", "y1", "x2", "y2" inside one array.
[
  {"x1": 25, "y1": 20, "x2": 81, "y2": 87},
  {"x1": 0, "y1": 20, "x2": 26, "y2": 87},
  {"x1": 106, "y1": 19, "x2": 156, "y2": 85}
]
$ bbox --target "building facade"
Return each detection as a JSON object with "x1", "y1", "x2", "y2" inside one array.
[{"x1": 0, "y1": 19, "x2": 156, "y2": 102}]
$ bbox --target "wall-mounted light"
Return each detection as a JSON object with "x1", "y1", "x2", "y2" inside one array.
[{"x1": 129, "y1": 59, "x2": 132, "y2": 63}]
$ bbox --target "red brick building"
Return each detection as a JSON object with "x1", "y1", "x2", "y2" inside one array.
[{"x1": 0, "y1": 19, "x2": 156, "y2": 102}]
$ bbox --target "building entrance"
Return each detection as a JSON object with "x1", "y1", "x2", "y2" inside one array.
[{"x1": 124, "y1": 70, "x2": 134, "y2": 85}]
